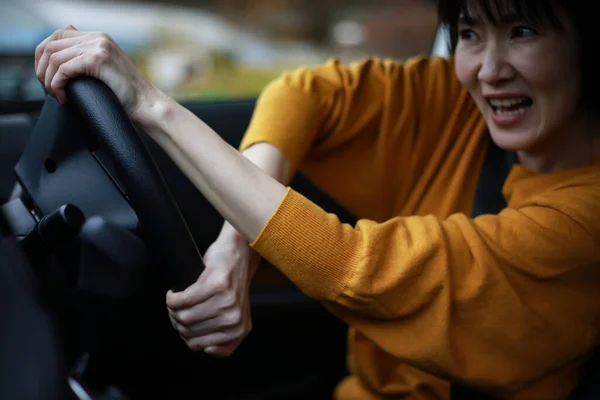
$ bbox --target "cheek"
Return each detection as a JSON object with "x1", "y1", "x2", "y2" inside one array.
[
  {"x1": 453, "y1": 50, "x2": 477, "y2": 89},
  {"x1": 515, "y1": 47, "x2": 581, "y2": 116},
  {"x1": 515, "y1": 34, "x2": 580, "y2": 96},
  {"x1": 454, "y1": 49, "x2": 487, "y2": 112},
  {"x1": 515, "y1": 49, "x2": 564, "y2": 88}
]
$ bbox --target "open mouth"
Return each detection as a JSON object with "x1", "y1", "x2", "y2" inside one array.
[{"x1": 487, "y1": 96, "x2": 533, "y2": 116}]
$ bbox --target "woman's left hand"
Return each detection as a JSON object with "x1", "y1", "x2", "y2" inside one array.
[{"x1": 34, "y1": 25, "x2": 156, "y2": 124}]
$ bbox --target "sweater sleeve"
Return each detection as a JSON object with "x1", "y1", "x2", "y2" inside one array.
[
  {"x1": 239, "y1": 56, "x2": 476, "y2": 221},
  {"x1": 251, "y1": 184, "x2": 600, "y2": 393},
  {"x1": 239, "y1": 56, "x2": 407, "y2": 169}
]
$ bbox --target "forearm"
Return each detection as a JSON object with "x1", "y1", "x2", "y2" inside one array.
[
  {"x1": 138, "y1": 92, "x2": 288, "y2": 243},
  {"x1": 218, "y1": 141, "x2": 295, "y2": 240}
]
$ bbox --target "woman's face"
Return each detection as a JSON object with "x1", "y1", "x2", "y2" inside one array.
[{"x1": 454, "y1": 8, "x2": 582, "y2": 154}]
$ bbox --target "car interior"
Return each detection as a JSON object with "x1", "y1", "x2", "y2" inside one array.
[{"x1": 0, "y1": 24, "x2": 599, "y2": 400}]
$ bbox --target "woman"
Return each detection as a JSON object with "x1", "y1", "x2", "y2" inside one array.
[{"x1": 34, "y1": 0, "x2": 600, "y2": 398}]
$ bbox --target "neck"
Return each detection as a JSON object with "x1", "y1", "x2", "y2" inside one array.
[{"x1": 517, "y1": 111, "x2": 600, "y2": 173}]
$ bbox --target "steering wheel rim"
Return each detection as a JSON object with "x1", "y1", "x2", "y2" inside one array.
[{"x1": 65, "y1": 76, "x2": 204, "y2": 292}]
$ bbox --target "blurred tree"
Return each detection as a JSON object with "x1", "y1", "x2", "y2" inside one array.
[{"x1": 124, "y1": 0, "x2": 438, "y2": 48}]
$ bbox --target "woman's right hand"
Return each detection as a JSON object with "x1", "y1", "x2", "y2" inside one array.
[{"x1": 166, "y1": 225, "x2": 260, "y2": 357}]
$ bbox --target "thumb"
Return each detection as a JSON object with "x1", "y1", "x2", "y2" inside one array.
[
  {"x1": 204, "y1": 340, "x2": 240, "y2": 358},
  {"x1": 165, "y1": 280, "x2": 211, "y2": 310},
  {"x1": 64, "y1": 24, "x2": 78, "y2": 31}
]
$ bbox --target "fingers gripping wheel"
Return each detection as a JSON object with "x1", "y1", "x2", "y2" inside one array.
[{"x1": 65, "y1": 77, "x2": 204, "y2": 292}]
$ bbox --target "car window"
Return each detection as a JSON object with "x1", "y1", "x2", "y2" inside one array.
[{"x1": 1, "y1": 0, "x2": 440, "y2": 102}]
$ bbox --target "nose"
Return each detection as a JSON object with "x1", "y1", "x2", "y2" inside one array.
[{"x1": 477, "y1": 43, "x2": 515, "y2": 85}]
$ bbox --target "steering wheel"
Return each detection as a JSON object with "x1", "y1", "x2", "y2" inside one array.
[
  {"x1": 64, "y1": 76, "x2": 205, "y2": 292},
  {"x1": 7, "y1": 77, "x2": 207, "y2": 398}
]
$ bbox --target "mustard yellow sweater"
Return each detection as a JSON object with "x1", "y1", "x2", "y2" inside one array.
[{"x1": 239, "y1": 56, "x2": 600, "y2": 399}]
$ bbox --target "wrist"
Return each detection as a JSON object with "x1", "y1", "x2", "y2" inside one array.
[
  {"x1": 131, "y1": 84, "x2": 174, "y2": 131},
  {"x1": 210, "y1": 223, "x2": 261, "y2": 277},
  {"x1": 218, "y1": 222, "x2": 248, "y2": 245}
]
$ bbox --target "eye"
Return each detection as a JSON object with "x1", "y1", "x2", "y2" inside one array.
[
  {"x1": 511, "y1": 26, "x2": 538, "y2": 39},
  {"x1": 458, "y1": 28, "x2": 479, "y2": 41}
]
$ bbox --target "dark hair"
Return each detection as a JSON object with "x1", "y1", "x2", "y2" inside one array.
[{"x1": 436, "y1": 0, "x2": 600, "y2": 114}]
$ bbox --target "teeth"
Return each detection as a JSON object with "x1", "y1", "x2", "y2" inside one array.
[
  {"x1": 488, "y1": 97, "x2": 530, "y2": 107},
  {"x1": 494, "y1": 106, "x2": 529, "y2": 116}
]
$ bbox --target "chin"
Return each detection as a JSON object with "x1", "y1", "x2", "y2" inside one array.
[{"x1": 488, "y1": 127, "x2": 539, "y2": 152}]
